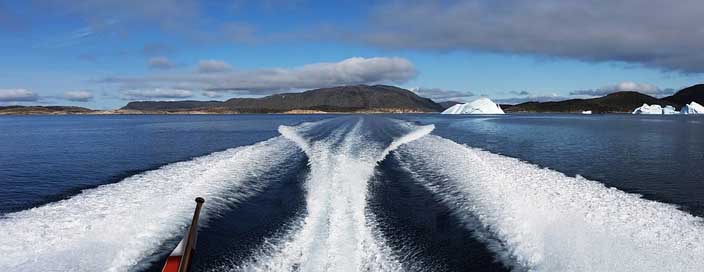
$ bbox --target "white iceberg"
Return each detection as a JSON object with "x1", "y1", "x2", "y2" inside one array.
[
  {"x1": 632, "y1": 104, "x2": 663, "y2": 114},
  {"x1": 662, "y1": 105, "x2": 679, "y2": 115},
  {"x1": 441, "y1": 97, "x2": 505, "y2": 114},
  {"x1": 681, "y1": 101, "x2": 704, "y2": 114}
]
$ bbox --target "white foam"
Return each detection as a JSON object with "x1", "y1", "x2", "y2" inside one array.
[
  {"x1": 233, "y1": 118, "x2": 433, "y2": 272},
  {"x1": 380, "y1": 122, "x2": 435, "y2": 161},
  {"x1": 0, "y1": 137, "x2": 298, "y2": 272},
  {"x1": 397, "y1": 135, "x2": 704, "y2": 271}
]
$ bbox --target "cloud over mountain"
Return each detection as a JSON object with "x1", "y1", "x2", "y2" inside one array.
[
  {"x1": 102, "y1": 57, "x2": 417, "y2": 95},
  {"x1": 0, "y1": 89, "x2": 39, "y2": 102},
  {"x1": 121, "y1": 88, "x2": 193, "y2": 100},
  {"x1": 197, "y1": 60, "x2": 232, "y2": 73},
  {"x1": 63, "y1": 90, "x2": 94, "y2": 102}
]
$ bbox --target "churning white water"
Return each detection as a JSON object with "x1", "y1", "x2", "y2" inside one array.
[
  {"x1": 396, "y1": 135, "x2": 704, "y2": 271},
  {"x1": 231, "y1": 117, "x2": 434, "y2": 272},
  {"x1": 0, "y1": 137, "x2": 299, "y2": 272}
]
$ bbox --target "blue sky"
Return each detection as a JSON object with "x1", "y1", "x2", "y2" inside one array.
[{"x1": 1, "y1": 0, "x2": 703, "y2": 109}]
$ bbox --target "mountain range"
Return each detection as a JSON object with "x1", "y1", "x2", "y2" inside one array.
[
  {"x1": 122, "y1": 85, "x2": 443, "y2": 113},
  {"x1": 662, "y1": 84, "x2": 704, "y2": 106},
  {"x1": 504, "y1": 92, "x2": 673, "y2": 113},
  {"x1": 2, "y1": 84, "x2": 703, "y2": 115},
  {"x1": 503, "y1": 84, "x2": 704, "y2": 113},
  {"x1": 0, "y1": 106, "x2": 94, "y2": 115}
]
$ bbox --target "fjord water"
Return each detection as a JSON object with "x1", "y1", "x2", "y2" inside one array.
[
  {"x1": 0, "y1": 115, "x2": 329, "y2": 214},
  {"x1": 402, "y1": 114, "x2": 704, "y2": 216},
  {"x1": 0, "y1": 114, "x2": 703, "y2": 271}
]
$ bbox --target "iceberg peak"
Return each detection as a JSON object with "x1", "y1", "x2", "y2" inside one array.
[
  {"x1": 632, "y1": 103, "x2": 663, "y2": 115},
  {"x1": 441, "y1": 97, "x2": 505, "y2": 114},
  {"x1": 681, "y1": 101, "x2": 704, "y2": 114}
]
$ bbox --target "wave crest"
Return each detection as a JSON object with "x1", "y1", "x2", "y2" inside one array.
[{"x1": 397, "y1": 135, "x2": 704, "y2": 271}]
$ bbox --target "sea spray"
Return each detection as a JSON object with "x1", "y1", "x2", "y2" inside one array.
[
  {"x1": 0, "y1": 137, "x2": 299, "y2": 272},
  {"x1": 397, "y1": 135, "x2": 704, "y2": 271},
  {"x1": 234, "y1": 117, "x2": 433, "y2": 272}
]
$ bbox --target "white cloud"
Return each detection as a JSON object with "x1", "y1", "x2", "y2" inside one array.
[
  {"x1": 202, "y1": 91, "x2": 222, "y2": 98},
  {"x1": 122, "y1": 88, "x2": 193, "y2": 100},
  {"x1": 63, "y1": 90, "x2": 94, "y2": 102},
  {"x1": 101, "y1": 57, "x2": 417, "y2": 95},
  {"x1": 510, "y1": 91, "x2": 531, "y2": 96},
  {"x1": 606, "y1": 82, "x2": 660, "y2": 93},
  {"x1": 197, "y1": 59, "x2": 232, "y2": 73},
  {"x1": 148, "y1": 56, "x2": 176, "y2": 69},
  {"x1": 0, "y1": 89, "x2": 39, "y2": 102}
]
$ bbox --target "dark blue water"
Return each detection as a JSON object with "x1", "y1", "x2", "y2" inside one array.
[
  {"x1": 369, "y1": 157, "x2": 508, "y2": 271},
  {"x1": 400, "y1": 114, "x2": 704, "y2": 216},
  {"x1": 1, "y1": 114, "x2": 703, "y2": 271},
  {"x1": 0, "y1": 115, "x2": 332, "y2": 214}
]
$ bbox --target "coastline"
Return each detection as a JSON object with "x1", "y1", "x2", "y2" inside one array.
[{"x1": 0, "y1": 108, "x2": 439, "y2": 115}]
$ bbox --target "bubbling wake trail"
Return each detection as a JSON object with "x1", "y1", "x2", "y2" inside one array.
[
  {"x1": 232, "y1": 116, "x2": 433, "y2": 272},
  {"x1": 0, "y1": 137, "x2": 299, "y2": 272},
  {"x1": 397, "y1": 135, "x2": 704, "y2": 271}
]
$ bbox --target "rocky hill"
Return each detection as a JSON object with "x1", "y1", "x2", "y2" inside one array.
[
  {"x1": 662, "y1": 84, "x2": 704, "y2": 106},
  {"x1": 504, "y1": 91, "x2": 677, "y2": 113},
  {"x1": 0, "y1": 106, "x2": 94, "y2": 115},
  {"x1": 122, "y1": 85, "x2": 444, "y2": 113}
]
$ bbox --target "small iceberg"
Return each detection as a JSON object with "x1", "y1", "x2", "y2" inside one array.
[
  {"x1": 441, "y1": 97, "x2": 505, "y2": 114},
  {"x1": 581, "y1": 110, "x2": 592, "y2": 115},
  {"x1": 681, "y1": 101, "x2": 704, "y2": 114},
  {"x1": 632, "y1": 104, "x2": 690, "y2": 115},
  {"x1": 632, "y1": 104, "x2": 664, "y2": 114}
]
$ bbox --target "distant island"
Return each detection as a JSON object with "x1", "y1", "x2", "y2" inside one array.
[
  {"x1": 0, "y1": 106, "x2": 94, "y2": 115},
  {"x1": 2, "y1": 84, "x2": 703, "y2": 115},
  {"x1": 121, "y1": 85, "x2": 443, "y2": 114},
  {"x1": 503, "y1": 84, "x2": 704, "y2": 113},
  {"x1": 504, "y1": 91, "x2": 674, "y2": 113}
]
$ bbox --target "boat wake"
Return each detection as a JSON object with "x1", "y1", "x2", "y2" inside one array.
[
  {"x1": 395, "y1": 135, "x2": 704, "y2": 271},
  {"x1": 3, "y1": 116, "x2": 703, "y2": 272},
  {"x1": 229, "y1": 117, "x2": 434, "y2": 272},
  {"x1": 0, "y1": 137, "x2": 301, "y2": 272}
]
